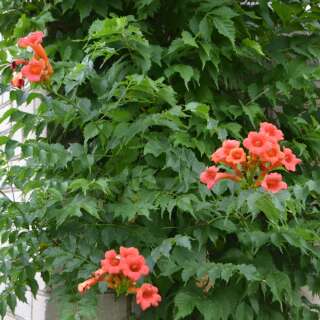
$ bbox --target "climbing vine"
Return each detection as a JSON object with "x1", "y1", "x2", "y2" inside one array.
[{"x1": 0, "y1": 1, "x2": 319, "y2": 319}]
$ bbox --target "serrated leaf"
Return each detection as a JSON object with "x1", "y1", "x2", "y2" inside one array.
[
  {"x1": 181, "y1": 31, "x2": 198, "y2": 47},
  {"x1": 238, "y1": 264, "x2": 260, "y2": 281},
  {"x1": 80, "y1": 199, "x2": 100, "y2": 220},
  {"x1": 175, "y1": 235, "x2": 192, "y2": 250},
  {"x1": 151, "y1": 239, "x2": 173, "y2": 261},
  {"x1": 93, "y1": 178, "x2": 110, "y2": 194},
  {"x1": 174, "y1": 291, "x2": 198, "y2": 320},
  {"x1": 181, "y1": 262, "x2": 198, "y2": 283},
  {"x1": 255, "y1": 194, "x2": 280, "y2": 224},
  {"x1": 212, "y1": 16, "x2": 235, "y2": 45},
  {"x1": 242, "y1": 38, "x2": 265, "y2": 56},
  {"x1": 5, "y1": 140, "x2": 19, "y2": 160},
  {"x1": 28, "y1": 278, "x2": 39, "y2": 297},
  {"x1": 235, "y1": 302, "x2": 254, "y2": 320},
  {"x1": 212, "y1": 6, "x2": 238, "y2": 19},
  {"x1": 165, "y1": 64, "x2": 199, "y2": 90},
  {"x1": 69, "y1": 178, "x2": 90, "y2": 195},
  {"x1": 61, "y1": 0, "x2": 76, "y2": 12},
  {"x1": 185, "y1": 102, "x2": 209, "y2": 119},
  {"x1": 220, "y1": 264, "x2": 236, "y2": 282},
  {"x1": 199, "y1": 17, "x2": 212, "y2": 42},
  {"x1": 84, "y1": 122, "x2": 99, "y2": 144},
  {"x1": 197, "y1": 300, "x2": 219, "y2": 320},
  {"x1": 212, "y1": 219, "x2": 237, "y2": 233},
  {"x1": 144, "y1": 136, "x2": 169, "y2": 157},
  {"x1": 242, "y1": 103, "x2": 263, "y2": 127},
  {"x1": 0, "y1": 299, "x2": 7, "y2": 318},
  {"x1": 7, "y1": 294, "x2": 17, "y2": 312},
  {"x1": 76, "y1": 0, "x2": 92, "y2": 21},
  {"x1": 266, "y1": 272, "x2": 292, "y2": 305}
]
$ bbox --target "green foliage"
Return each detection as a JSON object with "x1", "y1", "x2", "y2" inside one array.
[{"x1": 0, "y1": 0, "x2": 320, "y2": 319}]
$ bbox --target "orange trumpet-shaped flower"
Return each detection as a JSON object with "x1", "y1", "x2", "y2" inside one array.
[
  {"x1": 18, "y1": 31, "x2": 44, "y2": 48},
  {"x1": 78, "y1": 277, "x2": 99, "y2": 294},
  {"x1": 201, "y1": 122, "x2": 301, "y2": 193},
  {"x1": 21, "y1": 58, "x2": 46, "y2": 82},
  {"x1": 211, "y1": 147, "x2": 226, "y2": 163},
  {"x1": 101, "y1": 250, "x2": 122, "y2": 274},
  {"x1": 260, "y1": 143, "x2": 284, "y2": 165},
  {"x1": 120, "y1": 246, "x2": 140, "y2": 258},
  {"x1": 243, "y1": 132, "x2": 272, "y2": 155},
  {"x1": 226, "y1": 147, "x2": 246, "y2": 165},
  {"x1": 17, "y1": 31, "x2": 48, "y2": 61},
  {"x1": 281, "y1": 148, "x2": 301, "y2": 172},
  {"x1": 12, "y1": 31, "x2": 53, "y2": 87},
  {"x1": 136, "y1": 284, "x2": 162, "y2": 311},
  {"x1": 32, "y1": 44, "x2": 49, "y2": 61},
  {"x1": 77, "y1": 246, "x2": 160, "y2": 313},
  {"x1": 200, "y1": 166, "x2": 240, "y2": 189},
  {"x1": 222, "y1": 140, "x2": 240, "y2": 154},
  {"x1": 200, "y1": 166, "x2": 219, "y2": 189},
  {"x1": 261, "y1": 173, "x2": 287, "y2": 193},
  {"x1": 259, "y1": 122, "x2": 284, "y2": 142},
  {"x1": 120, "y1": 254, "x2": 149, "y2": 282}
]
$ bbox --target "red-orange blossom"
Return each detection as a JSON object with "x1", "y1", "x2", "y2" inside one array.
[{"x1": 200, "y1": 122, "x2": 301, "y2": 193}]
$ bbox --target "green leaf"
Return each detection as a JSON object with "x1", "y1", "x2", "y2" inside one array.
[
  {"x1": 212, "y1": 6, "x2": 238, "y2": 20},
  {"x1": 266, "y1": 272, "x2": 292, "y2": 305},
  {"x1": 76, "y1": 0, "x2": 93, "y2": 21},
  {"x1": 151, "y1": 239, "x2": 173, "y2": 261},
  {"x1": 199, "y1": 17, "x2": 212, "y2": 42},
  {"x1": 80, "y1": 199, "x2": 100, "y2": 220},
  {"x1": 235, "y1": 302, "x2": 254, "y2": 320},
  {"x1": 5, "y1": 140, "x2": 19, "y2": 160},
  {"x1": 144, "y1": 136, "x2": 170, "y2": 157},
  {"x1": 272, "y1": 1, "x2": 299, "y2": 24},
  {"x1": 212, "y1": 16, "x2": 235, "y2": 45},
  {"x1": 69, "y1": 178, "x2": 90, "y2": 195},
  {"x1": 33, "y1": 11, "x2": 55, "y2": 27},
  {"x1": 207, "y1": 263, "x2": 235, "y2": 283},
  {"x1": 0, "y1": 299, "x2": 7, "y2": 318},
  {"x1": 84, "y1": 122, "x2": 99, "y2": 144},
  {"x1": 238, "y1": 264, "x2": 260, "y2": 281},
  {"x1": 181, "y1": 262, "x2": 198, "y2": 282},
  {"x1": 13, "y1": 14, "x2": 32, "y2": 37},
  {"x1": 175, "y1": 235, "x2": 192, "y2": 250},
  {"x1": 7, "y1": 294, "x2": 17, "y2": 312},
  {"x1": 165, "y1": 64, "x2": 199, "y2": 90},
  {"x1": 89, "y1": 17, "x2": 128, "y2": 38},
  {"x1": 181, "y1": 31, "x2": 198, "y2": 47},
  {"x1": 28, "y1": 278, "x2": 39, "y2": 297},
  {"x1": 197, "y1": 300, "x2": 219, "y2": 320},
  {"x1": 242, "y1": 38, "x2": 265, "y2": 56},
  {"x1": 174, "y1": 291, "x2": 197, "y2": 320},
  {"x1": 60, "y1": 0, "x2": 76, "y2": 12},
  {"x1": 185, "y1": 102, "x2": 209, "y2": 119},
  {"x1": 242, "y1": 103, "x2": 263, "y2": 127},
  {"x1": 255, "y1": 193, "x2": 281, "y2": 224},
  {"x1": 212, "y1": 219, "x2": 237, "y2": 233}
]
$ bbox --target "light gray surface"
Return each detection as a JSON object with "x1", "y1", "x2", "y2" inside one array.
[{"x1": 97, "y1": 294, "x2": 131, "y2": 320}]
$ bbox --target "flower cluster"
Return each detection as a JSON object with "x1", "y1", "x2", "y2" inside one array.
[
  {"x1": 11, "y1": 31, "x2": 53, "y2": 88},
  {"x1": 200, "y1": 122, "x2": 301, "y2": 193},
  {"x1": 78, "y1": 247, "x2": 161, "y2": 311}
]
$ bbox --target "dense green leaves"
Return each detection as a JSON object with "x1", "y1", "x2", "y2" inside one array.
[{"x1": 0, "y1": 0, "x2": 319, "y2": 319}]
